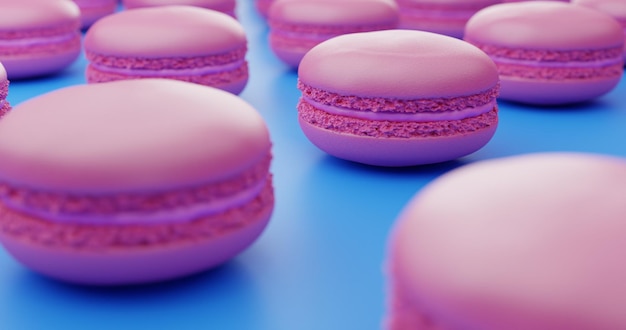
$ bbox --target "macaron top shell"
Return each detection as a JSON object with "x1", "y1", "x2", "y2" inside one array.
[
  {"x1": 573, "y1": 0, "x2": 626, "y2": 21},
  {"x1": 465, "y1": 2, "x2": 624, "y2": 50},
  {"x1": 0, "y1": 63, "x2": 6, "y2": 80},
  {"x1": 392, "y1": 153, "x2": 626, "y2": 329},
  {"x1": 84, "y1": 6, "x2": 246, "y2": 58},
  {"x1": 299, "y1": 30, "x2": 499, "y2": 99},
  {"x1": 124, "y1": 0, "x2": 233, "y2": 8},
  {"x1": 0, "y1": 79, "x2": 271, "y2": 194},
  {"x1": 269, "y1": 0, "x2": 398, "y2": 26},
  {"x1": 397, "y1": 0, "x2": 498, "y2": 6},
  {"x1": 0, "y1": 0, "x2": 80, "y2": 30}
]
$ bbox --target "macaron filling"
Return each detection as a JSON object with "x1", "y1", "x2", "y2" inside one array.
[
  {"x1": 85, "y1": 47, "x2": 248, "y2": 84},
  {"x1": 0, "y1": 155, "x2": 271, "y2": 225},
  {"x1": 0, "y1": 25, "x2": 80, "y2": 56},
  {"x1": 0, "y1": 180, "x2": 274, "y2": 249},
  {"x1": 0, "y1": 80, "x2": 7, "y2": 99},
  {"x1": 467, "y1": 42, "x2": 624, "y2": 80},
  {"x1": 298, "y1": 81, "x2": 499, "y2": 138},
  {"x1": 302, "y1": 97, "x2": 495, "y2": 122},
  {"x1": 0, "y1": 100, "x2": 8, "y2": 117},
  {"x1": 88, "y1": 58, "x2": 246, "y2": 77}
]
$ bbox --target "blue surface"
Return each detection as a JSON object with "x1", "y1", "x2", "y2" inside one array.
[{"x1": 1, "y1": 1, "x2": 626, "y2": 329}]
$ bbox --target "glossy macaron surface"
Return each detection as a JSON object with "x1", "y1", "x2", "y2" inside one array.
[
  {"x1": 389, "y1": 153, "x2": 626, "y2": 329},
  {"x1": 465, "y1": 2, "x2": 623, "y2": 49},
  {"x1": 299, "y1": 30, "x2": 498, "y2": 99},
  {"x1": 0, "y1": 79, "x2": 270, "y2": 194},
  {"x1": 0, "y1": 0, "x2": 81, "y2": 30},
  {"x1": 85, "y1": 6, "x2": 245, "y2": 58},
  {"x1": 123, "y1": 0, "x2": 237, "y2": 16}
]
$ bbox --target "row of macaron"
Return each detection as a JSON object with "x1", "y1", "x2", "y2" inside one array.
[{"x1": 1, "y1": 1, "x2": 625, "y2": 168}]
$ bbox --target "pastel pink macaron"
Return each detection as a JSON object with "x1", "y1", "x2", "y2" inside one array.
[
  {"x1": 573, "y1": 0, "x2": 626, "y2": 63},
  {"x1": 465, "y1": 2, "x2": 624, "y2": 105},
  {"x1": 268, "y1": 0, "x2": 399, "y2": 68},
  {"x1": 84, "y1": 6, "x2": 248, "y2": 94},
  {"x1": 387, "y1": 152, "x2": 626, "y2": 329},
  {"x1": 0, "y1": 79, "x2": 274, "y2": 285},
  {"x1": 0, "y1": 63, "x2": 10, "y2": 117},
  {"x1": 255, "y1": 0, "x2": 274, "y2": 18},
  {"x1": 71, "y1": 0, "x2": 118, "y2": 29},
  {"x1": 0, "y1": 0, "x2": 82, "y2": 79},
  {"x1": 297, "y1": 30, "x2": 499, "y2": 167},
  {"x1": 503, "y1": 0, "x2": 568, "y2": 2},
  {"x1": 122, "y1": 0, "x2": 237, "y2": 17},
  {"x1": 395, "y1": 0, "x2": 500, "y2": 38}
]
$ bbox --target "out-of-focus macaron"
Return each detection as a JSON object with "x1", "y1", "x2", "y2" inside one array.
[
  {"x1": 395, "y1": 0, "x2": 500, "y2": 38},
  {"x1": 573, "y1": 0, "x2": 626, "y2": 63},
  {"x1": 84, "y1": 6, "x2": 248, "y2": 94},
  {"x1": 0, "y1": 79, "x2": 274, "y2": 285},
  {"x1": 387, "y1": 152, "x2": 626, "y2": 329},
  {"x1": 297, "y1": 30, "x2": 499, "y2": 167},
  {"x1": 255, "y1": 0, "x2": 274, "y2": 18},
  {"x1": 465, "y1": 2, "x2": 624, "y2": 105},
  {"x1": 0, "y1": 62, "x2": 10, "y2": 117},
  {"x1": 0, "y1": 0, "x2": 82, "y2": 79},
  {"x1": 123, "y1": 0, "x2": 237, "y2": 17},
  {"x1": 268, "y1": 0, "x2": 398, "y2": 68},
  {"x1": 71, "y1": 0, "x2": 118, "y2": 29}
]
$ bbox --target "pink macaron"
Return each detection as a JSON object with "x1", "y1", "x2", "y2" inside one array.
[
  {"x1": 0, "y1": 0, "x2": 82, "y2": 79},
  {"x1": 387, "y1": 152, "x2": 626, "y2": 329},
  {"x1": 71, "y1": 0, "x2": 118, "y2": 29},
  {"x1": 464, "y1": 2, "x2": 624, "y2": 105},
  {"x1": 573, "y1": 0, "x2": 626, "y2": 63},
  {"x1": 0, "y1": 79, "x2": 274, "y2": 285},
  {"x1": 268, "y1": 0, "x2": 399, "y2": 68},
  {"x1": 503, "y1": 0, "x2": 569, "y2": 2},
  {"x1": 84, "y1": 6, "x2": 248, "y2": 94},
  {"x1": 0, "y1": 63, "x2": 9, "y2": 117},
  {"x1": 255, "y1": 0, "x2": 274, "y2": 18},
  {"x1": 297, "y1": 30, "x2": 499, "y2": 167},
  {"x1": 122, "y1": 0, "x2": 237, "y2": 17},
  {"x1": 395, "y1": 0, "x2": 500, "y2": 38}
]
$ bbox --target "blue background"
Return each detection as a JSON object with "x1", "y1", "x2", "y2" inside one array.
[{"x1": 1, "y1": 1, "x2": 625, "y2": 329}]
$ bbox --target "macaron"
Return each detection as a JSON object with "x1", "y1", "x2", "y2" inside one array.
[
  {"x1": 395, "y1": 0, "x2": 500, "y2": 38},
  {"x1": 0, "y1": 79, "x2": 274, "y2": 285},
  {"x1": 0, "y1": 63, "x2": 10, "y2": 117},
  {"x1": 84, "y1": 6, "x2": 248, "y2": 94},
  {"x1": 297, "y1": 30, "x2": 500, "y2": 167},
  {"x1": 0, "y1": 0, "x2": 82, "y2": 79},
  {"x1": 387, "y1": 152, "x2": 626, "y2": 329},
  {"x1": 71, "y1": 0, "x2": 118, "y2": 29},
  {"x1": 573, "y1": 0, "x2": 626, "y2": 63},
  {"x1": 464, "y1": 2, "x2": 624, "y2": 105},
  {"x1": 255, "y1": 0, "x2": 274, "y2": 18},
  {"x1": 502, "y1": 0, "x2": 568, "y2": 2},
  {"x1": 268, "y1": 0, "x2": 399, "y2": 68},
  {"x1": 122, "y1": 0, "x2": 237, "y2": 17}
]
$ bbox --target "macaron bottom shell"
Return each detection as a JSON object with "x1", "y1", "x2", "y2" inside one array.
[
  {"x1": 3, "y1": 49, "x2": 81, "y2": 80},
  {"x1": 0, "y1": 201, "x2": 273, "y2": 286},
  {"x1": 298, "y1": 117, "x2": 498, "y2": 167},
  {"x1": 499, "y1": 73, "x2": 624, "y2": 105}
]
